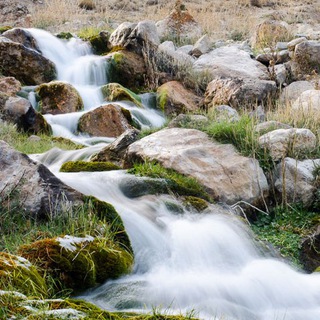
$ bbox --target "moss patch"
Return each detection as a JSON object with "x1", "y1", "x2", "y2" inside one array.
[
  {"x1": 60, "y1": 160, "x2": 121, "y2": 172},
  {"x1": 18, "y1": 236, "x2": 133, "y2": 294},
  {"x1": 183, "y1": 196, "x2": 209, "y2": 212},
  {"x1": 0, "y1": 252, "x2": 47, "y2": 297},
  {"x1": 101, "y1": 83, "x2": 143, "y2": 107},
  {"x1": 128, "y1": 162, "x2": 212, "y2": 202}
]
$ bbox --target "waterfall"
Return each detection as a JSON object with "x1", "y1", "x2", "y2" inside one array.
[
  {"x1": 31, "y1": 147, "x2": 320, "y2": 320},
  {"x1": 27, "y1": 28, "x2": 165, "y2": 145},
  {"x1": 25, "y1": 28, "x2": 320, "y2": 320}
]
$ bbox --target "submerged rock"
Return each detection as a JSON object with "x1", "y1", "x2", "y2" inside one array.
[{"x1": 125, "y1": 128, "x2": 269, "y2": 206}]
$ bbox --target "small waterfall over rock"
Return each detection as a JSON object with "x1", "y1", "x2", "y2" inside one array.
[
  {"x1": 27, "y1": 28, "x2": 165, "y2": 145},
  {"x1": 25, "y1": 28, "x2": 320, "y2": 320}
]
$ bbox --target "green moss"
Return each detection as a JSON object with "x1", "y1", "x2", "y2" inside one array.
[
  {"x1": 18, "y1": 236, "x2": 132, "y2": 294},
  {"x1": 84, "y1": 196, "x2": 132, "y2": 252},
  {"x1": 183, "y1": 196, "x2": 209, "y2": 212},
  {"x1": 101, "y1": 83, "x2": 143, "y2": 108},
  {"x1": 128, "y1": 162, "x2": 212, "y2": 202},
  {"x1": 157, "y1": 89, "x2": 168, "y2": 112},
  {"x1": 56, "y1": 32, "x2": 73, "y2": 40},
  {"x1": 0, "y1": 26, "x2": 12, "y2": 34},
  {"x1": 60, "y1": 160, "x2": 121, "y2": 172},
  {"x1": 252, "y1": 205, "x2": 319, "y2": 267},
  {"x1": 0, "y1": 252, "x2": 47, "y2": 298}
]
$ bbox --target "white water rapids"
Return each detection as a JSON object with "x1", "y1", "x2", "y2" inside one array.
[{"x1": 28, "y1": 29, "x2": 320, "y2": 320}]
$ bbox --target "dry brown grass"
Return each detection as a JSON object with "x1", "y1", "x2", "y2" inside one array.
[{"x1": 27, "y1": 0, "x2": 319, "y2": 41}]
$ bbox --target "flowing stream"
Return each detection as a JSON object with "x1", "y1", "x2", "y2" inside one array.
[{"x1": 28, "y1": 29, "x2": 320, "y2": 320}]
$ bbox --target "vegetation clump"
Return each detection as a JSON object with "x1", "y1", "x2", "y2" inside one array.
[
  {"x1": 183, "y1": 196, "x2": 209, "y2": 212},
  {"x1": 252, "y1": 205, "x2": 319, "y2": 267},
  {"x1": 60, "y1": 160, "x2": 121, "y2": 172},
  {"x1": 128, "y1": 162, "x2": 212, "y2": 201}
]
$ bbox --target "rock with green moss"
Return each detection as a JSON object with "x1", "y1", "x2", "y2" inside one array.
[
  {"x1": 183, "y1": 196, "x2": 209, "y2": 212},
  {"x1": 88, "y1": 31, "x2": 111, "y2": 55},
  {"x1": 0, "y1": 26, "x2": 12, "y2": 34},
  {"x1": 56, "y1": 32, "x2": 74, "y2": 40},
  {"x1": 106, "y1": 50, "x2": 146, "y2": 91},
  {"x1": 156, "y1": 81, "x2": 201, "y2": 116},
  {"x1": 60, "y1": 160, "x2": 121, "y2": 172},
  {"x1": 18, "y1": 235, "x2": 133, "y2": 293},
  {"x1": 84, "y1": 196, "x2": 132, "y2": 251},
  {"x1": 101, "y1": 82, "x2": 142, "y2": 107},
  {"x1": 0, "y1": 252, "x2": 47, "y2": 297},
  {"x1": 36, "y1": 81, "x2": 83, "y2": 115}
]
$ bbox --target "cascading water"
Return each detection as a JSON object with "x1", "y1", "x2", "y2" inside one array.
[
  {"x1": 27, "y1": 29, "x2": 165, "y2": 145},
  {"x1": 28, "y1": 28, "x2": 320, "y2": 320}
]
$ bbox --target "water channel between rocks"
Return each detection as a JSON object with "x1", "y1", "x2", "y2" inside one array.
[{"x1": 28, "y1": 28, "x2": 320, "y2": 320}]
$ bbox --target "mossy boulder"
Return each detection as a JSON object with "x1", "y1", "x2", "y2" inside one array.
[
  {"x1": 101, "y1": 82, "x2": 143, "y2": 107},
  {"x1": 36, "y1": 81, "x2": 83, "y2": 115},
  {"x1": 106, "y1": 50, "x2": 146, "y2": 91},
  {"x1": 18, "y1": 235, "x2": 133, "y2": 293},
  {"x1": 0, "y1": 26, "x2": 12, "y2": 34},
  {"x1": 0, "y1": 252, "x2": 47, "y2": 297},
  {"x1": 60, "y1": 160, "x2": 121, "y2": 172},
  {"x1": 56, "y1": 32, "x2": 74, "y2": 40}
]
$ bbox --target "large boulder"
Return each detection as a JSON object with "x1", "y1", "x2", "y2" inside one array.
[
  {"x1": 0, "y1": 36, "x2": 56, "y2": 85},
  {"x1": 252, "y1": 20, "x2": 292, "y2": 49},
  {"x1": 194, "y1": 45, "x2": 269, "y2": 80},
  {"x1": 78, "y1": 104, "x2": 134, "y2": 138},
  {"x1": 292, "y1": 40, "x2": 320, "y2": 76},
  {"x1": 124, "y1": 128, "x2": 269, "y2": 206},
  {"x1": 156, "y1": 0, "x2": 202, "y2": 42},
  {"x1": 204, "y1": 77, "x2": 277, "y2": 109},
  {"x1": 156, "y1": 80, "x2": 201, "y2": 116},
  {"x1": 273, "y1": 157, "x2": 320, "y2": 206},
  {"x1": 2, "y1": 28, "x2": 41, "y2": 52},
  {"x1": 106, "y1": 50, "x2": 147, "y2": 90},
  {"x1": 2, "y1": 96, "x2": 51, "y2": 134},
  {"x1": 292, "y1": 90, "x2": 320, "y2": 113},
  {"x1": 109, "y1": 20, "x2": 160, "y2": 54},
  {"x1": 258, "y1": 128, "x2": 317, "y2": 161},
  {"x1": 279, "y1": 81, "x2": 314, "y2": 105},
  {"x1": 0, "y1": 141, "x2": 83, "y2": 219},
  {"x1": 36, "y1": 81, "x2": 83, "y2": 115}
]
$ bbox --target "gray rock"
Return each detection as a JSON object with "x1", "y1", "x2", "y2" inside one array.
[
  {"x1": 254, "y1": 121, "x2": 292, "y2": 134},
  {"x1": 167, "y1": 114, "x2": 208, "y2": 128},
  {"x1": 124, "y1": 128, "x2": 269, "y2": 206},
  {"x1": 292, "y1": 90, "x2": 320, "y2": 112},
  {"x1": 0, "y1": 36, "x2": 56, "y2": 85},
  {"x1": 259, "y1": 128, "x2": 317, "y2": 161},
  {"x1": 280, "y1": 81, "x2": 314, "y2": 105},
  {"x1": 0, "y1": 141, "x2": 82, "y2": 219},
  {"x1": 273, "y1": 157, "x2": 320, "y2": 206},
  {"x1": 214, "y1": 105, "x2": 240, "y2": 122}
]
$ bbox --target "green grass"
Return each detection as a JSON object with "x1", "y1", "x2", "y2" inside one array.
[
  {"x1": 0, "y1": 122, "x2": 81, "y2": 154},
  {"x1": 128, "y1": 162, "x2": 212, "y2": 201},
  {"x1": 252, "y1": 205, "x2": 319, "y2": 267}
]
